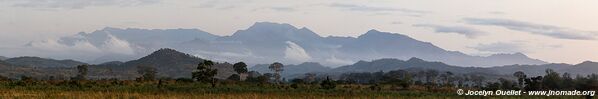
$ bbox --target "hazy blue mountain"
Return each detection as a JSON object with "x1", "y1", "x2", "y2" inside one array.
[
  {"x1": 331, "y1": 30, "x2": 546, "y2": 67},
  {"x1": 29, "y1": 22, "x2": 547, "y2": 67},
  {"x1": 5, "y1": 56, "x2": 88, "y2": 68},
  {"x1": 178, "y1": 22, "x2": 546, "y2": 67},
  {"x1": 250, "y1": 62, "x2": 332, "y2": 78},
  {"x1": 330, "y1": 57, "x2": 496, "y2": 74},
  {"x1": 48, "y1": 27, "x2": 219, "y2": 64},
  {"x1": 324, "y1": 58, "x2": 596, "y2": 80},
  {"x1": 490, "y1": 61, "x2": 598, "y2": 76}
]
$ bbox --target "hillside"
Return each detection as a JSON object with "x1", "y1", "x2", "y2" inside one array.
[
  {"x1": 491, "y1": 61, "x2": 598, "y2": 76},
  {"x1": 330, "y1": 57, "x2": 495, "y2": 74},
  {"x1": 5, "y1": 56, "x2": 87, "y2": 68},
  {"x1": 91, "y1": 48, "x2": 235, "y2": 79}
]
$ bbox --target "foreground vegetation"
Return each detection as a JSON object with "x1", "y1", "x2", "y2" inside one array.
[
  {"x1": 0, "y1": 60, "x2": 595, "y2": 98},
  {"x1": 0, "y1": 81, "x2": 591, "y2": 99}
]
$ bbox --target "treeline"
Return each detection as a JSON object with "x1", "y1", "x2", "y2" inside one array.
[
  {"x1": 0, "y1": 60, "x2": 596, "y2": 95},
  {"x1": 337, "y1": 69, "x2": 598, "y2": 92}
]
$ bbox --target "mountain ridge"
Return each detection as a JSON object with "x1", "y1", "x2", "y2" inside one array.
[
  {"x1": 27, "y1": 22, "x2": 547, "y2": 67},
  {"x1": 5, "y1": 56, "x2": 88, "y2": 68}
]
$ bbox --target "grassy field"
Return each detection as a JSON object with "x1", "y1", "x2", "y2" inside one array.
[{"x1": 0, "y1": 82, "x2": 593, "y2": 99}]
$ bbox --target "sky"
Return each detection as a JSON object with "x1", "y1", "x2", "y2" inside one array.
[{"x1": 0, "y1": 0, "x2": 597, "y2": 64}]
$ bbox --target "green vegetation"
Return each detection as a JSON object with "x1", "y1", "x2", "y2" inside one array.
[{"x1": 0, "y1": 61, "x2": 595, "y2": 98}]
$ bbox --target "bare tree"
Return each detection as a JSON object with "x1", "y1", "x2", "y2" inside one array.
[{"x1": 269, "y1": 62, "x2": 284, "y2": 84}]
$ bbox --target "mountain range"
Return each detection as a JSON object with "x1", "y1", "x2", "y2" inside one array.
[
  {"x1": 0, "y1": 48, "x2": 595, "y2": 80},
  {"x1": 250, "y1": 57, "x2": 597, "y2": 79},
  {"x1": 27, "y1": 22, "x2": 547, "y2": 67},
  {"x1": 0, "y1": 48, "x2": 236, "y2": 80}
]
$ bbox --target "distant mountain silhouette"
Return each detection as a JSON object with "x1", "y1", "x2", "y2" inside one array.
[
  {"x1": 93, "y1": 48, "x2": 235, "y2": 79},
  {"x1": 326, "y1": 58, "x2": 597, "y2": 78},
  {"x1": 5, "y1": 56, "x2": 87, "y2": 68},
  {"x1": 29, "y1": 22, "x2": 547, "y2": 67},
  {"x1": 490, "y1": 61, "x2": 598, "y2": 76},
  {"x1": 50, "y1": 27, "x2": 219, "y2": 63},
  {"x1": 330, "y1": 57, "x2": 496, "y2": 74}
]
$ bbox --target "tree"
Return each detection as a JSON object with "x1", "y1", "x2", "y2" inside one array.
[
  {"x1": 137, "y1": 65, "x2": 157, "y2": 81},
  {"x1": 561, "y1": 73, "x2": 575, "y2": 90},
  {"x1": 513, "y1": 71, "x2": 527, "y2": 89},
  {"x1": 74, "y1": 65, "x2": 88, "y2": 80},
  {"x1": 269, "y1": 62, "x2": 284, "y2": 84},
  {"x1": 524, "y1": 76, "x2": 543, "y2": 91},
  {"x1": 320, "y1": 76, "x2": 336, "y2": 89},
  {"x1": 542, "y1": 69, "x2": 562, "y2": 90},
  {"x1": 233, "y1": 62, "x2": 248, "y2": 81},
  {"x1": 233, "y1": 62, "x2": 248, "y2": 74},
  {"x1": 383, "y1": 70, "x2": 412, "y2": 89},
  {"x1": 498, "y1": 78, "x2": 516, "y2": 90},
  {"x1": 192, "y1": 60, "x2": 218, "y2": 83}
]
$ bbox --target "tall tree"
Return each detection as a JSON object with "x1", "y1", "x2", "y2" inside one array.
[
  {"x1": 513, "y1": 71, "x2": 527, "y2": 89},
  {"x1": 192, "y1": 60, "x2": 218, "y2": 83},
  {"x1": 233, "y1": 62, "x2": 248, "y2": 74},
  {"x1": 542, "y1": 69, "x2": 562, "y2": 90},
  {"x1": 75, "y1": 65, "x2": 88, "y2": 80},
  {"x1": 269, "y1": 62, "x2": 284, "y2": 84}
]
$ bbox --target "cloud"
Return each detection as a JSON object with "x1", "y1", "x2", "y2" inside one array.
[
  {"x1": 329, "y1": 3, "x2": 427, "y2": 14},
  {"x1": 101, "y1": 34, "x2": 135, "y2": 55},
  {"x1": 464, "y1": 18, "x2": 596, "y2": 40},
  {"x1": 284, "y1": 41, "x2": 311, "y2": 62},
  {"x1": 470, "y1": 41, "x2": 527, "y2": 53},
  {"x1": 9, "y1": 0, "x2": 160, "y2": 9},
  {"x1": 26, "y1": 38, "x2": 102, "y2": 53},
  {"x1": 413, "y1": 24, "x2": 486, "y2": 38},
  {"x1": 26, "y1": 33, "x2": 135, "y2": 56},
  {"x1": 270, "y1": 7, "x2": 295, "y2": 12},
  {"x1": 325, "y1": 55, "x2": 354, "y2": 65},
  {"x1": 390, "y1": 21, "x2": 402, "y2": 24}
]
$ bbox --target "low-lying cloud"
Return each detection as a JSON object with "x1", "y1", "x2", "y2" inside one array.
[
  {"x1": 464, "y1": 18, "x2": 596, "y2": 40},
  {"x1": 470, "y1": 41, "x2": 527, "y2": 53},
  {"x1": 413, "y1": 24, "x2": 486, "y2": 38},
  {"x1": 329, "y1": 3, "x2": 427, "y2": 14},
  {"x1": 284, "y1": 41, "x2": 312, "y2": 63}
]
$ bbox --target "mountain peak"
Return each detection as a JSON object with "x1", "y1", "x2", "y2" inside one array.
[
  {"x1": 149, "y1": 48, "x2": 188, "y2": 57},
  {"x1": 367, "y1": 29, "x2": 380, "y2": 33},
  {"x1": 577, "y1": 61, "x2": 598, "y2": 66},
  {"x1": 248, "y1": 22, "x2": 297, "y2": 30},
  {"x1": 407, "y1": 57, "x2": 425, "y2": 62},
  {"x1": 359, "y1": 29, "x2": 410, "y2": 39},
  {"x1": 488, "y1": 52, "x2": 529, "y2": 58}
]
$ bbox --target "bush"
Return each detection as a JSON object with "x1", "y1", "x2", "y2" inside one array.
[{"x1": 320, "y1": 76, "x2": 336, "y2": 90}]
